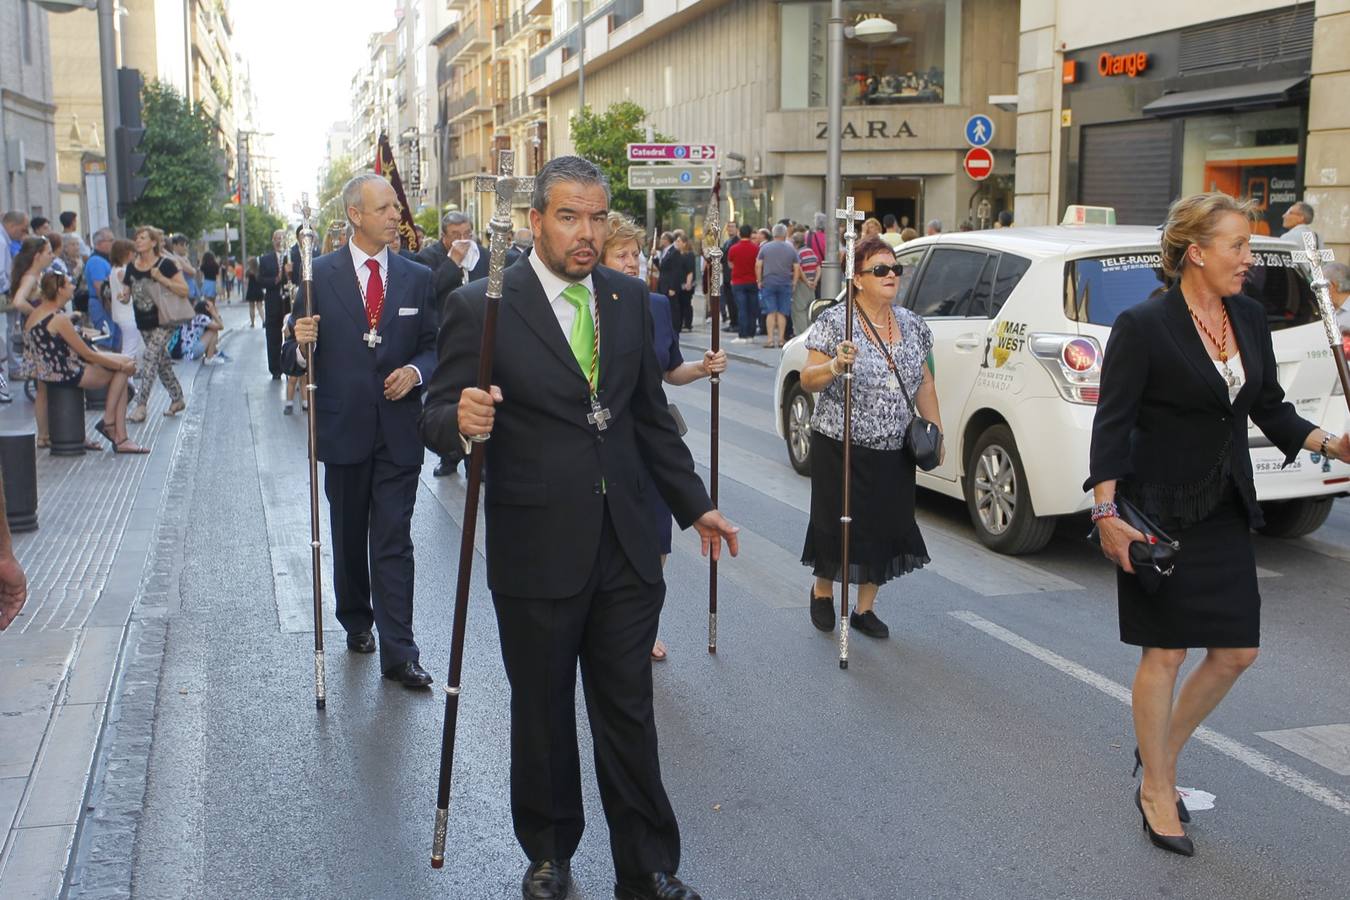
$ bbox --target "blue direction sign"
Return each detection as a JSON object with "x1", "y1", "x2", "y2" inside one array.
[{"x1": 965, "y1": 114, "x2": 994, "y2": 148}]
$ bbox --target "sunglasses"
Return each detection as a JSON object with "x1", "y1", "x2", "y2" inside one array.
[{"x1": 861, "y1": 264, "x2": 903, "y2": 277}]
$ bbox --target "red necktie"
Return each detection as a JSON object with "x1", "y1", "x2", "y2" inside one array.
[{"x1": 363, "y1": 258, "x2": 384, "y2": 327}]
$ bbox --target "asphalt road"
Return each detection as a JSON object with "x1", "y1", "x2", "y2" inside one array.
[{"x1": 77, "y1": 313, "x2": 1350, "y2": 899}]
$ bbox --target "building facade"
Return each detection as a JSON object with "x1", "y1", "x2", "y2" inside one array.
[
  {"x1": 1, "y1": 0, "x2": 59, "y2": 218},
  {"x1": 1015, "y1": 0, "x2": 1350, "y2": 261},
  {"x1": 524, "y1": 0, "x2": 1018, "y2": 233},
  {"x1": 47, "y1": 4, "x2": 111, "y2": 227}
]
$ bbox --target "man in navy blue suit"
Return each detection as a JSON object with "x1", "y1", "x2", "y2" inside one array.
[{"x1": 282, "y1": 174, "x2": 438, "y2": 688}]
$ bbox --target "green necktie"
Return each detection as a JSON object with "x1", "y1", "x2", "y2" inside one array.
[{"x1": 561, "y1": 283, "x2": 597, "y2": 389}]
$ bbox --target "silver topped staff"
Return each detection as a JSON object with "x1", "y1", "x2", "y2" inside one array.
[
  {"x1": 430, "y1": 149, "x2": 534, "y2": 870},
  {"x1": 1292, "y1": 232, "x2": 1350, "y2": 408},
  {"x1": 835, "y1": 197, "x2": 864, "y2": 670},
  {"x1": 293, "y1": 194, "x2": 325, "y2": 710},
  {"x1": 702, "y1": 176, "x2": 723, "y2": 653}
]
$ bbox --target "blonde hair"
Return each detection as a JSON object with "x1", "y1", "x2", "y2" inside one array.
[
  {"x1": 133, "y1": 225, "x2": 164, "y2": 255},
  {"x1": 1160, "y1": 192, "x2": 1257, "y2": 283},
  {"x1": 862, "y1": 217, "x2": 882, "y2": 236},
  {"x1": 602, "y1": 211, "x2": 645, "y2": 262}
]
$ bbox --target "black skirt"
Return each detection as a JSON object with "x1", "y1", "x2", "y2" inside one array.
[
  {"x1": 1117, "y1": 489, "x2": 1260, "y2": 649},
  {"x1": 801, "y1": 430, "x2": 929, "y2": 586}
]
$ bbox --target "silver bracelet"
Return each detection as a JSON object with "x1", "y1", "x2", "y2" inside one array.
[{"x1": 1320, "y1": 432, "x2": 1339, "y2": 460}]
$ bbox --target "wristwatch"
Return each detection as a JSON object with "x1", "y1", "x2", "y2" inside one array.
[{"x1": 1320, "y1": 431, "x2": 1340, "y2": 461}]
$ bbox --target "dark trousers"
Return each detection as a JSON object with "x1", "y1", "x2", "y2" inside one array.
[
  {"x1": 323, "y1": 431, "x2": 421, "y2": 670},
  {"x1": 677, "y1": 290, "x2": 694, "y2": 330},
  {"x1": 493, "y1": 506, "x2": 679, "y2": 876},
  {"x1": 732, "y1": 284, "x2": 759, "y2": 339},
  {"x1": 265, "y1": 321, "x2": 283, "y2": 375},
  {"x1": 722, "y1": 283, "x2": 738, "y2": 327}
]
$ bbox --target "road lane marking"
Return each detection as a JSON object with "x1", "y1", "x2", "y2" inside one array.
[
  {"x1": 682, "y1": 423, "x2": 1083, "y2": 596},
  {"x1": 1256, "y1": 725, "x2": 1350, "y2": 777},
  {"x1": 950, "y1": 610, "x2": 1350, "y2": 817}
]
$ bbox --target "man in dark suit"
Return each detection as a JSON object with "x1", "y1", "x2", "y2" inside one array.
[
  {"x1": 258, "y1": 229, "x2": 290, "y2": 379},
  {"x1": 418, "y1": 210, "x2": 520, "y2": 477},
  {"x1": 422, "y1": 156, "x2": 738, "y2": 900},
  {"x1": 282, "y1": 174, "x2": 438, "y2": 689}
]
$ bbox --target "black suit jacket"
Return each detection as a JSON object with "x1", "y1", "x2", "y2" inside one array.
[
  {"x1": 423, "y1": 239, "x2": 520, "y2": 326},
  {"x1": 280, "y1": 247, "x2": 438, "y2": 467},
  {"x1": 258, "y1": 249, "x2": 289, "y2": 324},
  {"x1": 1087, "y1": 286, "x2": 1316, "y2": 528},
  {"x1": 655, "y1": 248, "x2": 687, "y2": 297},
  {"x1": 420, "y1": 259, "x2": 712, "y2": 598}
]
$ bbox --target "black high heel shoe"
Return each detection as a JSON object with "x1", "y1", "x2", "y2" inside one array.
[
  {"x1": 1133, "y1": 747, "x2": 1191, "y2": 823},
  {"x1": 1135, "y1": 785, "x2": 1194, "y2": 857}
]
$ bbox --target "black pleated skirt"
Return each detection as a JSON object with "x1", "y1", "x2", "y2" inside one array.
[
  {"x1": 801, "y1": 430, "x2": 930, "y2": 586},
  {"x1": 1117, "y1": 492, "x2": 1260, "y2": 649}
]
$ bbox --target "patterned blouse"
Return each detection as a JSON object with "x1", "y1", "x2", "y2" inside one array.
[{"x1": 807, "y1": 302, "x2": 933, "y2": 451}]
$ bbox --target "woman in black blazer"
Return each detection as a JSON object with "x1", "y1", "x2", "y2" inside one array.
[{"x1": 1087, "y1": 192, "x2": 1350, "y2": 857}]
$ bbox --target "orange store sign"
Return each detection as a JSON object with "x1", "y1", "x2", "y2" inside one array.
[{"x1": 1098, "y1": 51, "x2": 1149, "y2": 78}]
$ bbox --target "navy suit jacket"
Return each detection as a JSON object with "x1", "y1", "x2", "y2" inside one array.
[
  {"x1": 281, "y1": 246, "x2": 438, "y2": 468},
  {"x1": 420, "y1": 259, "x2": 711, "y2": 599}
]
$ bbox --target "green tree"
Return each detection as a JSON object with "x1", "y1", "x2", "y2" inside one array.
[
  {"x1": 315, "y1": 155, "x2": 358, "y2": 239},
  {"x1": 570, "y1": 101, "x2": 678, "y2": 231},
  {"x1": 127, "y1": 80, "x2": 224, "y2": 238},
  {"x1": 414, "y1": 206, "x2": 442, "y2": 237},
  {"x1": 205, "y1": 204, "x2": 285, "y2": 262}
]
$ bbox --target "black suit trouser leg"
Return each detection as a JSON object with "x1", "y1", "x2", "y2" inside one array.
[
  {"x1": 492, "y1": 508, "x2": 678, "y2": 875},
  {"x1": 264, "y1": 321, "x2": 283, "y2": 375},
  {"x1": 323, "y1": 438, "x2": 421, "y2": 669}
]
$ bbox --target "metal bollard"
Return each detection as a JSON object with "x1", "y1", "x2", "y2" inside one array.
[
  {"x1": 46, "y1": 383, "x2": 88, "y2": 456},
  {"x1": 0, "y1": 429, "x2": 38, "y2": 532}
]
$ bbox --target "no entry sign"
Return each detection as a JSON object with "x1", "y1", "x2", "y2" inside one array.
[{"x1": 963, "y1": 147, "x2": 994, "y2": 181}]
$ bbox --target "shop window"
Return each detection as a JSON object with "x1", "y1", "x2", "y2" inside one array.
[
  {"x1": 781, "y1": 0, "x2": 962, "y2": 110},
  {"x1": 1179, "y1": 107, "x2": 1302, "y2": 237}
]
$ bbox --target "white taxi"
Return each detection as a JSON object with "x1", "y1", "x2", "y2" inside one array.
[{"x1": 774, "y1": 225, "x2": 1350, "y2": 555}]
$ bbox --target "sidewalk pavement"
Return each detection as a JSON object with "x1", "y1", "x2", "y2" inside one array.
[
  {"x1": 0, "y1": 320, "x2": 234, "y2": 899},
  {"x1": 680, "y1": 291, "x2": 788, "y2": 371}
]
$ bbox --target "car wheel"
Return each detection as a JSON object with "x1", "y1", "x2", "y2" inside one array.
[
  {"x1": 964, "y1": 424, "x2": 1056, "y2": 555},
  {"x1": 1256, "y1": 497, "x2": 1334, "y2": 538},
  {"x1": 783, "y1": 381, "x2": 813, "y2": 476}
]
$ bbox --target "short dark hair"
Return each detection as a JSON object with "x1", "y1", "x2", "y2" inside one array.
[
  {"x1": 852, "y1": 236, "x2": 894, "y2": 275},
  {"x1": 882, "y1": 214, "x2": 897, "y2": 229},
  {"x1": 30, "y1": 216, "x2": 49, "y2": 233},
  {"x1": 997, "y1": 210, "x2": 1013, "y2": 227},
  {"x1": 739, "y1": 224, "x2": 752, "y2": 238},
  {"x1": 531, "y1": 155, "x2": 609, "y2": 214},
  {"x1": 59, "y1": 211, "x2": 77, "y2": 229}
]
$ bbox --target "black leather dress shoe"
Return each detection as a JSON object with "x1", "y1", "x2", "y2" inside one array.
[
  {"x1": 383, "y1": 661, "x2": 433, "y2": 688},
  {"x1": 615, "y1": 872, "x2": 701, "y2": 900},
  {"x1": 522, "y1": 859, "x2": 571, "y2": 899},
  {"x1": 345, "y1": 631, "x2": 376, "y2": 653}
]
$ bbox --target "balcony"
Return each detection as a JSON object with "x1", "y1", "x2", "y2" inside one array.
[
  {"x1": 502, "y1": 8, "x2": 550, "y2": 44},
  {"x1": 444, "y1": 20, "x2": 490, "y2": 64},
  {"x1": 447, "y1": 153, "x2": 483, "y2": 178},
  {"x1": 503, "y1": 92, "x2": 545, "y2": 123},
  {"x1": 445, "y1": 88, "x2": 490, "y2": 123},
  {"x1": 524, "y1": 0, "x2": 552, "y2": 16}
]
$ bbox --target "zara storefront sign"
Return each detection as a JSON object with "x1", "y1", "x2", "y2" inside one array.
[{"x1": 814, "y1": 119, "x2": 918, "y2": 141}]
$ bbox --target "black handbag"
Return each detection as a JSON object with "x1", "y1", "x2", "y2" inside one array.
[
  {"x1": 1088, "y1": 497, "x2": 1181, "y2": 595},
  {"x1": 856, "y1": 305, "x2": 943, "y2": 471}
]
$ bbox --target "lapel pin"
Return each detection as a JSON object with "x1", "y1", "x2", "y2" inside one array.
[{"x1": 611, "y1": 292, "x2": 619, "y2": 302}]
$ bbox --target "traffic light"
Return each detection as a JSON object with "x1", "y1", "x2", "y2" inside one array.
[{"x1": 115, "y1": 68, "x2": 147, "y2": 215}]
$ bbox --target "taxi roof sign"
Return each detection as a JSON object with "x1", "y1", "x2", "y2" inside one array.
[{"x1": 1061, "y1": 205, "x2": 1117, "y2": 226}]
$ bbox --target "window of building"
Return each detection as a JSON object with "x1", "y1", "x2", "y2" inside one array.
[
  {"x1": 781, "y1": 0, "x2": 961, "y2": 110},
  {"x1": 1179, "y1": 107, "x2": 1303, "y2": 238},
  {"x1": 21, "y1": 0, "x2": 33, "y2": 65}
]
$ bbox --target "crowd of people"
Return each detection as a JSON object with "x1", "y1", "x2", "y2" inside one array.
[{"x1": 0, "y1": 209, "x2": 234, "y2": 455}]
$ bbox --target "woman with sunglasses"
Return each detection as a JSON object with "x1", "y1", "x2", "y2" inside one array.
[
  {"x1": 799, "y1": 236, "x2": 941, "y2": 640},
  {"x1": 23, "y1": 272, "x2": 146, "y2": 453}
]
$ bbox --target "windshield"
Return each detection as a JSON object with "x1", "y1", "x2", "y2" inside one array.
[{"x1": 1067, "y1": 249, "x2": 1317, "y2": 331}]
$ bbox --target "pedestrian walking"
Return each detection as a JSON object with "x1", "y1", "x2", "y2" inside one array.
[
  {"x1": 23, "y1": 271, "x2": 146, "y2": 453},
  {"x1": 107, "y1": 239, "x2": 144, "y2": 360},
  {"x1": 791, "y1": 230, "x2": 820, "y2": 336},
  {"x1": 125, "y1": 226, "x2": 189, "y2": 422},
  {"x1": 677, "y1": 232, "x2": 697, "y2": 331},
  {"x1": 656, "y1": 231, "x2": 690, "y2": 335},
  {"x1": 1280, "y1": 200, "x2": 1321, "y2": 249},
  {"x1": 755, "y1": 223, "x2": 800, "y2": 348},
  {"x1": 726, "y1": 224, "x2": 760, "y2": 344},
  {"x1": 800, "y1": 235, "x2": 939, "y2": 640},
  {"x1": 244, "y1": 256, "x2": 263, "y2": 326},
  {"x1": 601, "y1": 211, "x2": 729, "y2": 662},
  {"x1": 199, "y1": 251, "x2": 220, "y2": 300},
  {"x1": 1086, "y1": 192, "x2": 1350, "y2": 857},
  {"x1": 258, "y1": 229, "x2": 289, "y2": 380},
  {"x1": 422, "y1": 155, "x2": 738, "y2": 900},
  {"x1": 284, "y1": 173, "x2": 438, "y2": 689}
]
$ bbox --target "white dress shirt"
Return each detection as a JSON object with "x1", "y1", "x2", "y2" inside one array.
[{"x1": 527, "y1": 247, "x2": 595, "y2": 341}]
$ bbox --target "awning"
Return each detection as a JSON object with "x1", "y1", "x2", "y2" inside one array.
[{"x1": 1142, "y1": 76, "x2": 1308, "y2": 117}]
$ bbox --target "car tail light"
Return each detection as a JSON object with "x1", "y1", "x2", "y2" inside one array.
[{"x1": 1030, "y1": 333, "x2": 1103, "y2": 405}]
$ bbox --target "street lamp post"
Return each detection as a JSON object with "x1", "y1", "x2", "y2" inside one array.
[
  {"x1": 576, "y1": 0, "x2": 586, "y2": 113},
  {"x1": 820, "y1": 0, "x2": 845, "y2": 299}
]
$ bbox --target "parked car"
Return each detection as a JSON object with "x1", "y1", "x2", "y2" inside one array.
[{"x1": 774, "y1": 225, "x2": 1350, "y2": 555}]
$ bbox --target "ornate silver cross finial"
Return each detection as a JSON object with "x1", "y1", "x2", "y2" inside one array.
[
  {"x1": 475, "y1": 150, "x2": 536, "y2": 300},
  {"x1": 1292, "y1": 231, "x2": 1340, "y2": 349},
  {"x1": 293, "y1": 192, "x2": 316, "y2": 281},
  {"x1": 836, "y1": 196, "x2": 866, "y2": 282}
]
